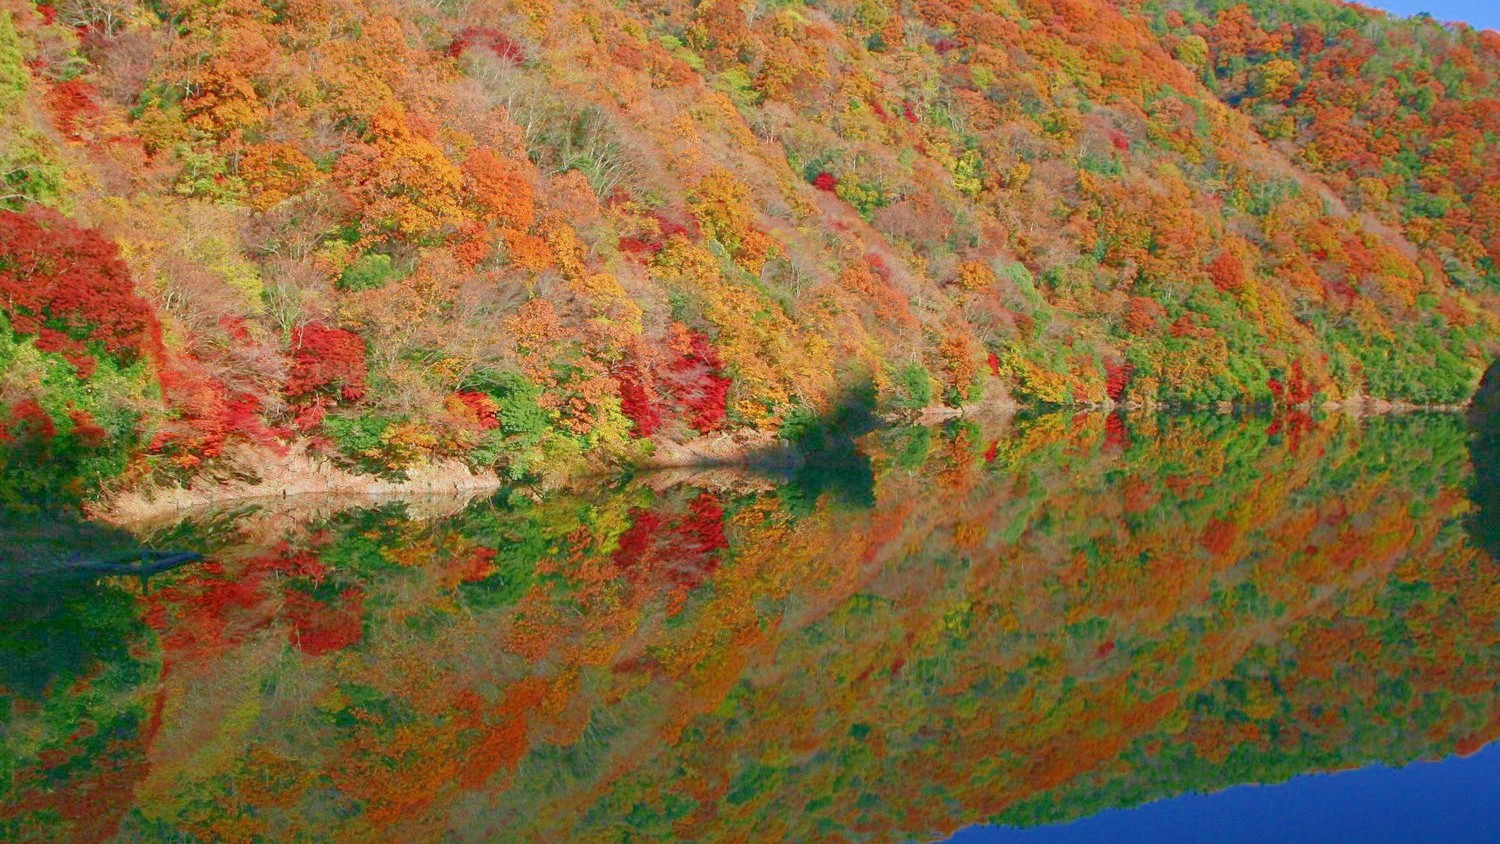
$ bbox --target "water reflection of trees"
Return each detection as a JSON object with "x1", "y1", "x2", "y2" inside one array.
[{"x1": 3, "y1": 412, "x2": 1496, "y2": 843}]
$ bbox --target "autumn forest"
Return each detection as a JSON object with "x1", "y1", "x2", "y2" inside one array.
[{"x1": 0, "y1": 0, "x2": 1497, "y2": 502}]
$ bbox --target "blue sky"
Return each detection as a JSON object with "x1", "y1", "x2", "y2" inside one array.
[{"x1": 1364, "y1": 1, "x2": 1500, "y2": 32}]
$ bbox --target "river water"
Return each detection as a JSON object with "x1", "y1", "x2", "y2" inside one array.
[{"x1": 2, "y1": 411, "x2": 1496, "y2": 842}]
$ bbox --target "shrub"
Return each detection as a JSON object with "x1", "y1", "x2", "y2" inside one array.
[
  {"x1": 460, "y1": 369, "x2": 553, "y2": 478},
  {"x1": 449, "y1": 391, "x2": 500, "y2": 430},
  {"x1": 337, "y1": 253, "x2": 402, "y2": 292},
  {"x1": 320, "y1": 413, "x2": 445, "y2": 477},
  {"x1": 614, "y1": 363, "x2": 662, "y2": 437},
  {"x1": 285, "y1": 323, "x2": 366, "y2": 403},
  {"x1": 0, "y1": 11, "x2": 27, "y2": 111},
  {"x1": 887, "y1": 361, "x2": 934, "y2": 412},
  {"x1": 1206, "y1": 251, "x2": 1246, "y2": 292},
  {"x1": 956, "y1": 260, "x2": 996, "y2": 291},
  {"x1": 1104, "y1": 359, "x2": 1133, "y2": 401},
  {"x1": 834, "y1": 178, "x2": 889, "y2": 219},
  {"x1": 659, "y1": 328, "x2": 731, "y2": 433},
  {"x1": 0, "y1": 129, "x2": 65, "y2": 210},
  {"x1": 448, "y1": 27, "x2": 525, "y2": 63},
  {"x1": 0, "y1": 208, "x2": 162, "y2": 377}
]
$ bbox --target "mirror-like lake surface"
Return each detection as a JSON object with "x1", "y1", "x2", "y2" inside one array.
[{"x1": 3, "y1": 412, "x2": 1497, "y2": 843}]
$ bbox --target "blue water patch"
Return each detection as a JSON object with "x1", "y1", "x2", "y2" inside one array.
[{"x1": 946, "y1": 742, "x2": 1500, "y2": 844}]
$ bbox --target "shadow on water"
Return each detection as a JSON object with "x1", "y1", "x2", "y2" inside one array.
[
  {"x1": 776, "y1": 380, "x2": 879, "y2": 514},
  {"x1": 0, "y1": 510, "x2": 166, "y2": 842},
  {"x1": 633, "y1": 380, "x2": 880, "y2": 514},
  {"x1": 0, "y1": 412, "x2": 205, "y2": 580},
  {"x1": 0, "y1": 506, "x2": 202, "y2": 583},
  {"x1": 0, "y1": 500, "x2": 202, "y2": 709},
  {"x1": 0, "y1": 509, "x2": 164, "y2": 704},
  {"x1": 1469, "y1": 357, "x2": 1500, "y2": 561}
]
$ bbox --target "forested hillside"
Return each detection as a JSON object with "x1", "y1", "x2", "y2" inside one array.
[{"x1": 1, "y1": 0, "x2": 1496, "y2": 502}]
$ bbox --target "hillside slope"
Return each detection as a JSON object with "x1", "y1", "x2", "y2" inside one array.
[{"x1": 1, "y1": 0, "x2": 1496, "y2": 502}]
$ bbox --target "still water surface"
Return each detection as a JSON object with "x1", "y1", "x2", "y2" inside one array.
[{"x1": 3, "y1": 412, "x2": 1496, "y2": 842}]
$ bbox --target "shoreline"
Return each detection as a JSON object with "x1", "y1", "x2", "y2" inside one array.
[
  {"x1": 86, "y1": 400, "x2": 1468, "y2": 526},
  {"x1": 89, "y1": 444, "x2": 508, "y2": 527}
]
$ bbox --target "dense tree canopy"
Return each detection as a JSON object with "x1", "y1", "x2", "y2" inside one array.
[{"x1": 0, "y1": 0, "x2": 1495, "y2": 495}]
